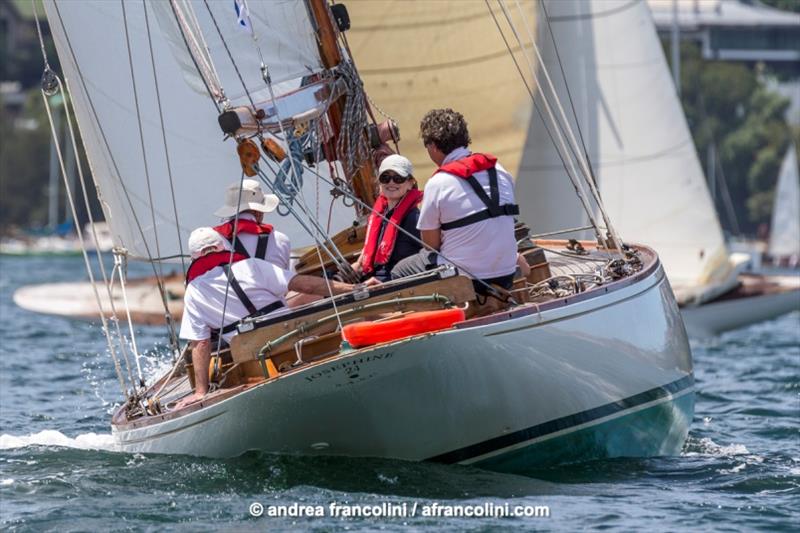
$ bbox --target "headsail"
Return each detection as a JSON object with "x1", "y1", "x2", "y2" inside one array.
[
  {"x1": 768, "y1": 144, "x2": 800, "y2": 259},
  {"x1": 517, "y1": 0, "x2": 736, "y2": 303},
  {"x1": 43, "y1": 0, "x2": 356, "y2": 261}
]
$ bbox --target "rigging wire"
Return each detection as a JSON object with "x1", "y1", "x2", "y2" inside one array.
[
  {"x1": 202, "y1": 0, "x2": 257, "y2": 110},
  {"x1": 505, "y1": 0, "x2": 622, "y2": 251},
  {"x1": 33, "y1": 1, "x2": 140, "y2": 396},
  {"x1": 484, "y1": 0, "x2": 606, "y2": 246},
  {"x1": 496, "y1": 1, "x2": 607, "y2": 224},
  {"x1": 168, "y1": 0, "x2": 222, "y2": 112},
  {"x1": 38, "y1": 82, "x2": 130, "y2": 398},
  {"x1": 213, "y1": 173, "x2": 247, "y2": 359},
  {"x1": 255, "y1": 162, "x2": 354, "y2": 279},
  {"x1": 51, "y1": 0, "x2": 182, "y2": 368},
  {"x1": 111, "y1": 249, "x2": 145, "y2": 384},
  {"x1": 120, "y1": 1, "x2": 178, "y2": 354},
  {"x1": 537, "y1": 0, "x2": 598, "y2": 188},
  {"x1": 142, "y1": 0, "x2": 187, "y2": 277}
]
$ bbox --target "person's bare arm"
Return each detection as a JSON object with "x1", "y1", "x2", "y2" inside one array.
[
  {"x1": 421, "y1": 229, "x2": 442, "y2": 251},
  {"x1": 516, "y1": 253, "x2": 531, "y2": 277},
  {"x1": 288, "y1": 274, "x2": 354, "y2": 296},
  {"x1": 174, "y1": 339, "x2": 211, "y2": 410}
]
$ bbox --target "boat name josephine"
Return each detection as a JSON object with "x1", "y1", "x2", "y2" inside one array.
[{"x1": 304, "y1": 352, "x2": 394, "y2": 383}]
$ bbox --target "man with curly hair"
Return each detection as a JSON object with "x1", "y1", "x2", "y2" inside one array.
[{"x1": 391, "y1": 108, "x2": 519, "y2": 297}]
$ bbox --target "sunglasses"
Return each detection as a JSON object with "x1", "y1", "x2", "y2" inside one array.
[{"x1": 378, "y1": 173, "x2": 410, "y2": 184}]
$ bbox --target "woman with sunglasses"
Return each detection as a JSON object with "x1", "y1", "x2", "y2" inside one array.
[{"x1": 353, "y1": 154, "x2": 424, "y2": 282}]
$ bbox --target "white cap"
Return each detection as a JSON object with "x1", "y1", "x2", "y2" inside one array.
[
  {"x1": 214, "y1": 179, "x2": 280, "y2": 218},
  {"x1": 188, "y1": 227, "x2": 228, "y2": 259},
  {"x1": 378, "y1": 154, "x2": 413, "y2": 178}
]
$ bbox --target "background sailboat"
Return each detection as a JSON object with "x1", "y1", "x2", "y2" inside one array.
[
  {"x1": 516, "y1": 0, "x2": 799, "y2": 337},
  {"x1": 767, "y1": 144, "x2": 800, "y2": 267}
]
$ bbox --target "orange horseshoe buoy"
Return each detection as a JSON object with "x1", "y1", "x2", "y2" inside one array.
[
  {"x1": 237, "y1": 138, "x2": 261, "y2": 177},
  {"x1": 341, "y1": 308, "x2": 465, "y2": 349}
]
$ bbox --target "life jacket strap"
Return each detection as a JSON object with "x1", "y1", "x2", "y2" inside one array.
[
  {"x1": 221, "y1": 264, "x2": 258, "y2": 315},
  {"x1": 231, "y1": 237, "x2": 250, "y2": 258},
  {"x1": 440, "y1": 204, "x2": 520, "y2": 231},
  {"x1": 439, "y1": 167, "x2": 519, "y2": 230},
  {"x1": 255, "y1": 233, "x2": 270, "y2": 260}
]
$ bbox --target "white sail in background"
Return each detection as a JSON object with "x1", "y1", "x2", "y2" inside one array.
[
  {"x1": 517, "y1": 0, "x2": 735, "y2": 303},
  {"x1": 44, "y1": 0, "x2": 354, "y2": 261},
  {"x1": 769, "y1": 144, "x2": 800, "y2": 258}
]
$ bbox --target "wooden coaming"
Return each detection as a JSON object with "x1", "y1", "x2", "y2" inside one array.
[{"x1": 230, "y1": 274, "x2": 476, "y2": 363}]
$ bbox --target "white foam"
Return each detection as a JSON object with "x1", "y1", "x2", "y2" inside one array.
[
  {"x1": 683, "y1": 437, "x2": 750, "y2": 457},
  {"x1": 0, "y1": 430, "x2": 117, "y2": 451}
]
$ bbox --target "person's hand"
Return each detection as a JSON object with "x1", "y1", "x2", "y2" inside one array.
[
  {"x1": 362, "y1": 276, "x2": 381, "y2": 287},
  {"x1": 351, "y1": 261, "x2": 363, "y2": 276},
  {"x1": 173, "y1": 392, "x2": 205, "y2": 411}
]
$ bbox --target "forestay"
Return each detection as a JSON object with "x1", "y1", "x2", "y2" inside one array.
[
  {"x1": 155, "y1": 0, "x2": 321, "y2": 107},
  {"x1": 44, "y1": 0, "x2": 355, "y2": 261},
  {"x1": 516, "y1": 0, "x2": 735, "y2": 302},
  {"x1": 768, "y1": 145, "x2": 800, "y2": 258}
]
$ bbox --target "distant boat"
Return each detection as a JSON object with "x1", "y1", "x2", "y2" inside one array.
[
  {"x1": 516, "y1": 0, "x2": 799, "y2": 338},
  {"x1": 13, "y1": 272, "x2": 184, "y2": 325},
  {"x1": 0, "y1": 222, "x2": 114, "y2": 256},
  {"x1": 767, "y1": 144, "x2": 800, "y2": 268}
]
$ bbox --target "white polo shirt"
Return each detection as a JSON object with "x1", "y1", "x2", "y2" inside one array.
[
  {"x1": 417, "y1": 147, "x2": 518, "y2": 279},
  {"x1": 220, "y1": 213, "x2": 292, "y2": 270},
  {"x1": 180, "y1": 258, "x2": 295, "y2": 342}
]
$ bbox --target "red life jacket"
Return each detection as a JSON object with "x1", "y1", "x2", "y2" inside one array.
[
  {"x1": 361, "y1": 189, "x2": 423, "y2": 276},
  {"x1": 435, "y1": 153, "x2": 519, "y2": 231},
  {"x1": 213, "y1": 219, "x2": 273, "y2": 260},
  {"x1": 185, "y1": 250, "x2": 248, "y2": 284}
]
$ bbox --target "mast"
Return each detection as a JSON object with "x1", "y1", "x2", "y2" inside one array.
[{"x1": 307, "y1": 0, "x2": 377, "y2": 212}]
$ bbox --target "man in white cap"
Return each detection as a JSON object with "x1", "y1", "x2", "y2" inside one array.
[
  {"x1": 176, "y1": 227, "x2": 355, "y2": 409},
  {"x1": 212, "y1": 178, "x2": 291, "y2": 270}
]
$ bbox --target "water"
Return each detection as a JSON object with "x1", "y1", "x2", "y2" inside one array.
[{"x1": 1, "y1": 255, "x2": 798, "y2": 531}]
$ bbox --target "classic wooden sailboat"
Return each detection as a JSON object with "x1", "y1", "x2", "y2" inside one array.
[
  {"x1": 41, "y1": 0, "x2": 693, "y2": 470},
  {"x1": 517, "y1": 0, "x2": 799, "y2": 338}
]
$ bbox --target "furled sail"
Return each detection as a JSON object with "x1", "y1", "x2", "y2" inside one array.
[
  {"x1": 43, "y1": 0, "x2": 354, "y2": 261},
  {"x1": 517, "y1": 0, "x2": 736, "y2": 303},
  {"x1": 768, "y1": 144, "x2": 800, "y2": 259},
  {"x1": 343, "y1": 1, "x2": 536, "y2": 183}
]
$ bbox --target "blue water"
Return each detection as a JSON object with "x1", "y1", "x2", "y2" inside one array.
[{"x1": 1, "y1": 255, "x2": 798, "y2": 531}]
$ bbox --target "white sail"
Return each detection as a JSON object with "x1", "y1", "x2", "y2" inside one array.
[
  {"x1": 517, "y1": 0, "x2": 736, "y2": 303},
  {"x1": 768, "y1": 144, "x2": 800, "y2": 258},
  {"x1": 153, "y1": 1, "x2": 322, "y2": 107},
  {"x1": 44, "y1": 0, "x2": 354, "y2": 261}
]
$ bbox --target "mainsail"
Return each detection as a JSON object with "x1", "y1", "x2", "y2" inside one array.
[
  {"x1": 517, "y1": 0, "x2": 736, "y2": 303},
  {"x1": 768, "y1": 144, "x2": 800, "y2": 259},
  {"x1": 344, "y1": 1, "x2": 536, "y2": 183},
  {"x1": 43, "y1": 0, "x2": 355, "y2": 261}
]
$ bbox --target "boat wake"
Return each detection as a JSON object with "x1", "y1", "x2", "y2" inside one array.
[
  {"x1": 682, "y1": 436, "x2": 751, "y2": 457},
  {"x1": 0, "y1": 430, "x2": 117, "y2": 451}
]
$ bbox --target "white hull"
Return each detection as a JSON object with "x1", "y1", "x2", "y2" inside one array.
[
  {"x1": 13, "y1": 277, "x2": 183, "y2": 325},
  {"x1": 681, "y1": 276, "x2": 800, "y2": 338},
  {"x1": 114, "y1": 264, "x2": 694, "y2": 469}
]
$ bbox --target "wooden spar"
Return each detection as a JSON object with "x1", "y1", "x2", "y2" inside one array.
[{"x1": 307, "y1": 0, "x2": 377, "y2": 212}]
